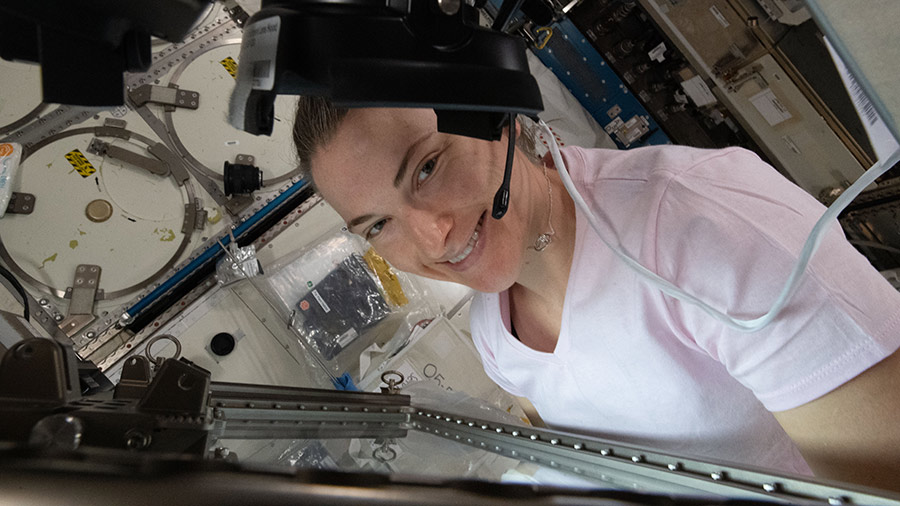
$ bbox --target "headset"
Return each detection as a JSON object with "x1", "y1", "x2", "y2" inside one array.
[{"x1": 226, "y1": 0, "x2": 545, "y2": 219}]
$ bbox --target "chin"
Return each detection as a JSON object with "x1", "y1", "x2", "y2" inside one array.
[{"x1": 458, "y1": 267, "x2": 520, "y2": 294}]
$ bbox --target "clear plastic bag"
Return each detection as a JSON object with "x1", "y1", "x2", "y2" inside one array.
[
  {"x1": 256, "y1": 228, "x2": 432, "y2": 378},
  {"x1": 215, "y1": 240, "x2": 262, "y2": 287},
  {"x1": 358, "y1": 316, "x2": 529, "y2": 424}
]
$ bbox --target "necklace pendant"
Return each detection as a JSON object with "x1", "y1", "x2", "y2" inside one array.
[{"x1": 533, "y1": 233, "x2": 552, "y2": 251}]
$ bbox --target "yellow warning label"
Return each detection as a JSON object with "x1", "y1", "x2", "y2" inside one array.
[
  {"x1": 220, "y1": 56, "x2": 238, "y2": 79},
  {"x1": 65, "y1": 149, "x2": 96, "y2": 178}
]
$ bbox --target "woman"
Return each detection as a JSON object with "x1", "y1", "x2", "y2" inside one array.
[{"x1": 293, "y1": 97, "x2": 900, "y2": 491}]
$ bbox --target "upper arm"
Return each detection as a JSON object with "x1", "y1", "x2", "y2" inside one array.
[{"x1": 773, "y1": 347, "x2": 900, "y2": 492}]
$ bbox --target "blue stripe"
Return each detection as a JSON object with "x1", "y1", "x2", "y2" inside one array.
[{"x1": 123, "y1": 180, "x2": 309, "y2": 320}]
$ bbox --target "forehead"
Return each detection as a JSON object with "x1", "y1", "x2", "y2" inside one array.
[{"x1": 309, "y1": 108, "x2": 436, "y2": 217}]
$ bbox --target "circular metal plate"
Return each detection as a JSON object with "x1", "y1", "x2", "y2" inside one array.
[
  {"x1": 165, "y1": 43, "x2": 300, "y2": 185},
  {"x1": 0, "y1": 59, "x2": 46, "y2": 135},
  {"x1": 0, "y1": 130, "x2": 191, "y2": 297},
  {"x1": 86, "y1": 199, "x2": 114, "y2": 222}
]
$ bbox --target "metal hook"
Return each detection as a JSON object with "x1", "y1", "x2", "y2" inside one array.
[
  {"x1": 144, "y1": 334, "x2": 183, "y2": 369},
  {"x1": 380, "y1": 370, "x2": 405, "y2": 394}
]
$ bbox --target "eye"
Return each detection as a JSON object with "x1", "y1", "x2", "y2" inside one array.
[
  {"x1": 366, "y1": 219, "x2": 387, "y2": 240},
  {"x1": 416, "y1": 158, "x2": 437, "y2": 186}
]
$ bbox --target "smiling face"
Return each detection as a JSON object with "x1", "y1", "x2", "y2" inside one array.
[{"x1": 310, "y1": 108, "x2": 543, "y2": 293}]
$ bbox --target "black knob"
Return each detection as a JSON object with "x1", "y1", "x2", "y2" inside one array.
[{"x1": 210, "y1": 332, "x2": 236, "y2": 356}]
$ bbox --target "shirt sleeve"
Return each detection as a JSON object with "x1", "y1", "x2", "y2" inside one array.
[{"x1": 652, "y1": 147, "x2": 900, "y2": 412}]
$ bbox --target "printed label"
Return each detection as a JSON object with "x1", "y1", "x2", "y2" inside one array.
[
  {"x1": 749, "y1": 88, "x2": 792, "y2": 126},
  {"x1": 311, "y1": 289, "x2": 330, "y2": 313},
  {"x1": 241, "y1": 16, "x2": 281, "y2": 91},
  {"x1": 709, "y1": 5, "x2": 730, "y2": 28},
  {"x1": 824, "y1": 37, "x2": 899, "y2": 161},
  {"x1": 0, "y1": 144, "x2": 13, "y2": 157},
  {"x1": 219, "y1": 56, "x2": 238, "y2": 78},
  {"x1": 336, "y1": 328, "x2": 358, "y2": 348},
  {"x1": 65, "y1": 149, "x2": 97, "y2": 177},
  {"x1": 680, "y1": 76, "x2": 717, "y2": 107}
]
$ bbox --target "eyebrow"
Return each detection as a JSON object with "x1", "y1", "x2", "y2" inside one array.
[
  {"x1": 347, "y1": 213, "x2": 375, "y2": 231},
  {"x1": 347, "y1": 132, "x2": 434, "y2": 232}
]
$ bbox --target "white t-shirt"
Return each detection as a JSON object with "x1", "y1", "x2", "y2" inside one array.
[{"x1": 470, "y1": 145, "x2": 900, "y2": 475}]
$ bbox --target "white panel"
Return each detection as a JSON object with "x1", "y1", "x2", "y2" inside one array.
[
  {"x1": 146, "y1": 285, "x2": 332, "y2": 387},
  {"x1": 718, "y1": 54, "x2": 864, "y2": 195},
  {"x1": 164, "y1": 43, "x2": 300, "y2": 182},
  {"x1": 0, "y1": 59, "x2": 42, "y2": 128}
]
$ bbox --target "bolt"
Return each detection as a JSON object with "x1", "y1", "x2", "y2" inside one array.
[
  {"x1": 710, "y1": 472, "x2": 724, "y2": 481},
  {"x1": 39, "y1": 298, "x2": 49, "y2": 306},
  {"x1": 763, "y1": 483, "x2": 777, "y2": 493},
  {"x1": 85, "y1": 331, "x2": 96, "y2": 339},
  {"x1": 54, "y1": 315, "x2": 63, "y2": 322},
  {"x1": 125, "y1": 431, "x2": 151, "y2": 450}
]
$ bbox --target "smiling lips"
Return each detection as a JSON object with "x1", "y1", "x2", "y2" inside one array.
[{"x1": 447, "y1": 213, "x2": 485, "y2": 265}]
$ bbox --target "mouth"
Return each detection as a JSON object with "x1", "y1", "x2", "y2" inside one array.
[{"x1": 444, "y1": 212, "x2": 486, "y2": 270}]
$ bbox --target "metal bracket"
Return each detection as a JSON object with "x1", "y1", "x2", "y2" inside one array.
[
  {"x1": 182, "y1": 203, "x2": 197, "y2": 234},
  {"x1": 58, "y1": 265, "x2": 101, "y2": 338},
  {"x1": 224, "y1": 195, "x2": 254, "y2": 216},
  {"x1": 129, "y1": 84, "x2": 200, "y2": 110},
  {"x1": 148, "y1": 142, "x2": 190, "y2": 185},
  {"x1": 234, "y1": 154, "x2": 255, "y2": 165},
  {"x1": 193, "y1": 199, "x2": 207, "y2": 231},
  {"x1": 222, "y1": 0, "x2": 249, "y2": 27},
  {"x1": 5, "y1": 192, "x2": 35, "y2": 215},
  {"x1": 87, "y1": 138, "x2": 169, "y2": 177},
  {"x1": 113, "y1": 355, "x2": 153, "y2": 400}
]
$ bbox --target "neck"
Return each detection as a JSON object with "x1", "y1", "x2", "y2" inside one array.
[{"x1": 513, "y1": 166, "x2": 576, "y2": 303}]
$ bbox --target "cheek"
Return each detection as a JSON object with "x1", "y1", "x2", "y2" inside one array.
[{"x1": 368, "y1": 241, "x2": 421, "y2": 276}]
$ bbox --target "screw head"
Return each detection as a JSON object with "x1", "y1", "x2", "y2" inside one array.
[{"x1": 54, "y1": 314, "x2": 63, "y2": 322}]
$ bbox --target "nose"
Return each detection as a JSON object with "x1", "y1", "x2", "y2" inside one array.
[{"x1": 403, "y1": 207, "x2": 453, "y2": 260}]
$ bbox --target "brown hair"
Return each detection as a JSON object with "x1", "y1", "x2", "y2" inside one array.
[
  {"x1": 292, "y1": 96, "x2": 349, "y2": 185},
  {"x1": 291, "y1": 97, "x2": 541, "y2": 185}
]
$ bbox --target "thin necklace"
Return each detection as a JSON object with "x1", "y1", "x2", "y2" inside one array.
[{"x1": 533, "y1": 164, "x2": 556, "y2": 251}]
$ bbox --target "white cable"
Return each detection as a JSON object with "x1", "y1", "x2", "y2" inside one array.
[{"x1": 539, "y1": 119, "x2": 900, "y2": 332}]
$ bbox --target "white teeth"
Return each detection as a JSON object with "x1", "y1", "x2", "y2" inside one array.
[{"x1": 448, "y1": 219, "x2": 483, "y2": 264}]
